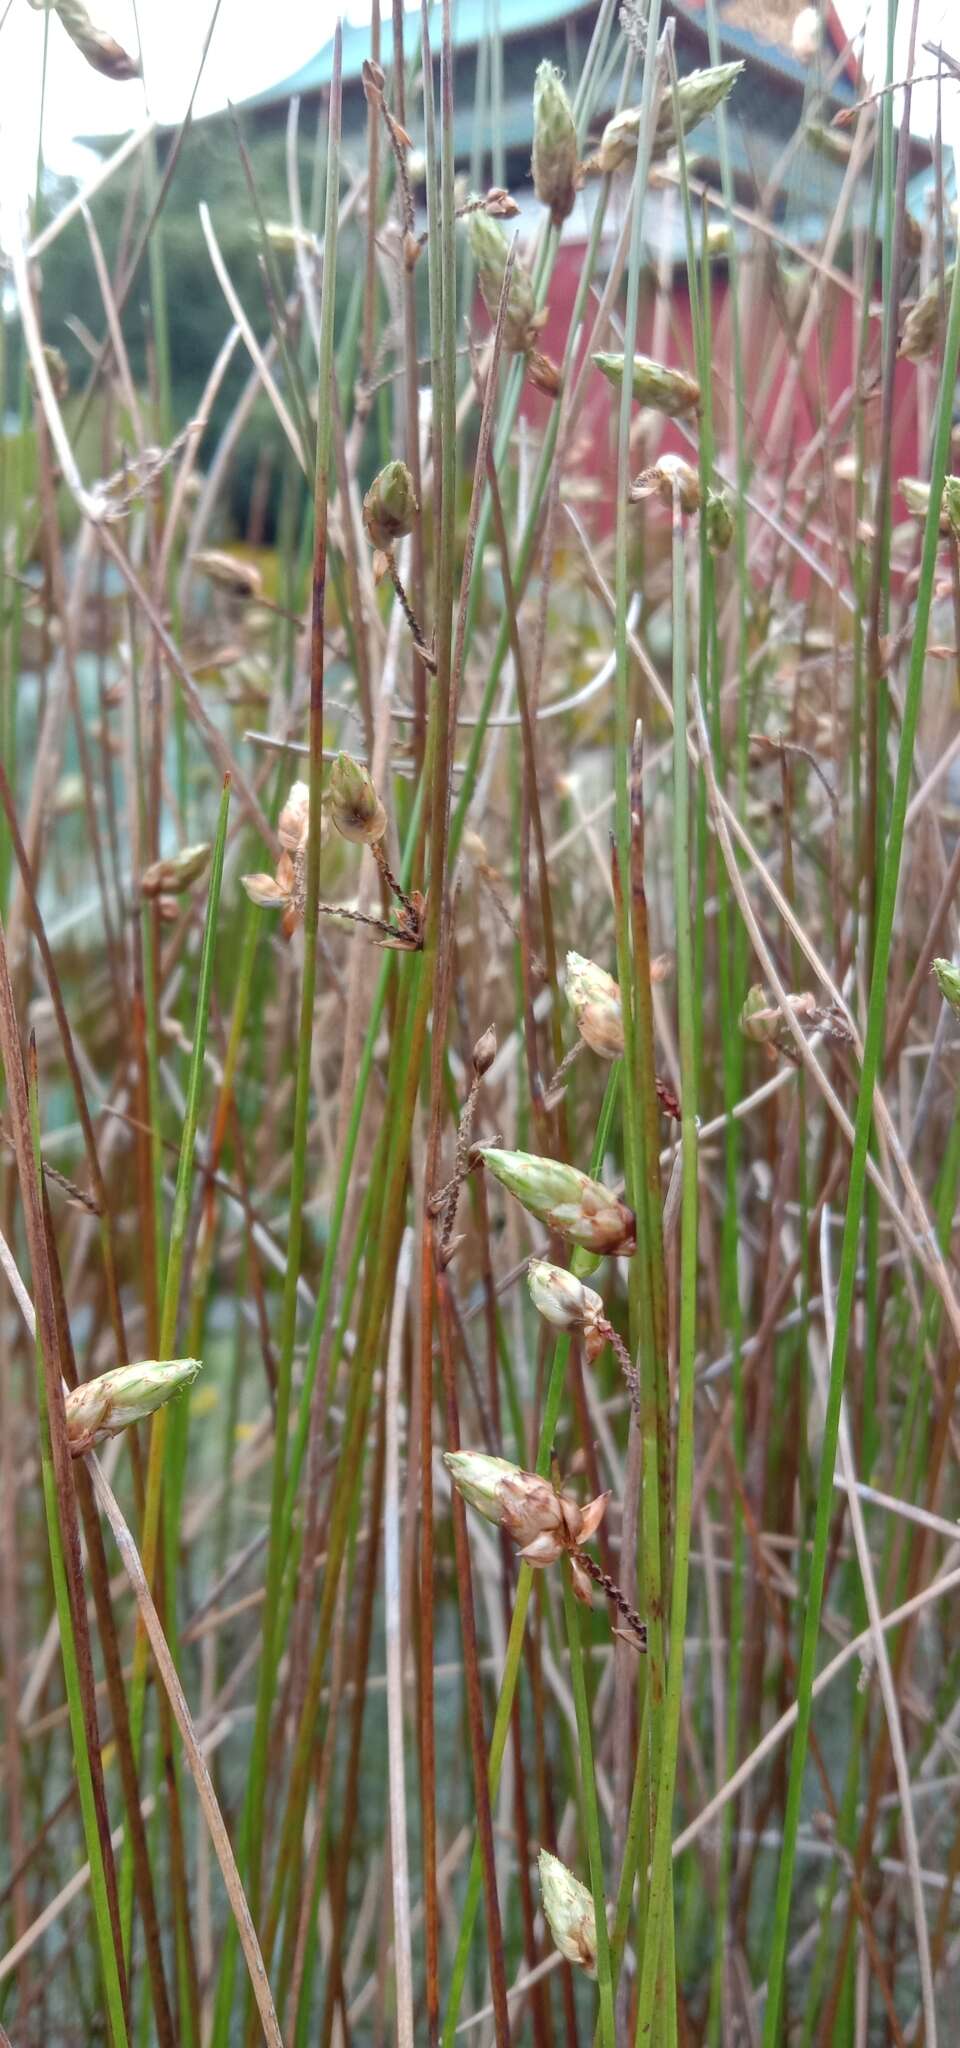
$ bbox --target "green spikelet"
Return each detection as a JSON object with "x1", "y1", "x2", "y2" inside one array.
[{"x1": 532, "y1": 61, "x2": 579, "y2": 227}]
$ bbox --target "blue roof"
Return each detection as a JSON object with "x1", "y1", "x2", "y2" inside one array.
[
  {"x1": 240, "y1": 0, "x2": 854, "y2": 114},
  {"x1": 241, "y1": 0, "x2": 592, "y2": 108}
]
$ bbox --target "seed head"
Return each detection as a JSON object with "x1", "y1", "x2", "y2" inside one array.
[
  {"x1": 526, "y1": 348, "x2": 562, "y2": 399},
  {"x1": 191, "y1": 549, "x2": 263, "y2": 600},
  {"x1": 593, "y1": 61, "x2": 743, "y2": 175},
  {"x1": 527, "y1": 1258, "x2": 607, "y2": 1362},
  {"x1": 594, "y1": 350, "x2": 700, "y2": 417},
  {"x1": 537, "y1": 1850, "x2": 599, "y2": 1976},
  {"x1": 739, "y1": 984, "x2": 780, "y2": 1044},
  {"x1": 141, "y1": 843, "x2": 212, "y2": 899},
  {"x1": 477, "y1": 1145, "x2": 636, "y2": 1255},
  {"x1": 565, "y1": 950, "x2": 624, "y2": 1059},
  {"x1": 629, "y1": 453, "x2": 702, "y2": 515},
  {"x1": 467, "y1": 210, "x2": 538, "y2": 354},
  {"x1": 900, "y1": 266, "x2": 956, "y2": 362},
  {"x1": 532, "y1": 61, "x2": 579, "y2": 228},
  {"x1": 934, "y1": 959, "x2": 960, "y2": 1014},
  {"x1": 65, "y1": 1358, "x2": 201, "y2": 1453},
  {"x1": 362, "y1": 461, "x2": 419, "y2": 552},
  {"x1": 278, "y1": 780, "x2": 311, "y2": 854},
  {"x1": 329, "y1": 753, "x2": 387, "y2": 845},
  {"x1": 472, "y1": 1024, "x2": 497, "y2": 1077},
  {"x1": 705, "y1": 488, "x2": 734, "y2": 554},
  {"x1": 241, "y1": 871, "x2": 293, "y2": 911}
]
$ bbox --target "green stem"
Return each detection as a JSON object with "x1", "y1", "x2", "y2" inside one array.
[{"x1": 634, "y1": 448, "x2": 699, "y2": 2043}]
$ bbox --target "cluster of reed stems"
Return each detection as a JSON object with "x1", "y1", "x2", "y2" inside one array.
[{"x1": 3, "y1": 0, "x2": 960, "y2": 2042}]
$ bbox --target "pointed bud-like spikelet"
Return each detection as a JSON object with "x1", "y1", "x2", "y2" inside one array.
[
  {"x1": 191, "y1": 550, "x2": 263, "y2": 600},
  {"x1": 739, "y1": 985, "x2": 780, "y2": 1044},
  {"x1": 467, "y1": 210, "x2": 538, "y2": 354},
  {"x1": 538, "y1": 1851, "x2": 598, "y2": 1976},
  {"x1": 565, "y1": 951, "x2": 624, "y2": 1059},
  {"x1": 629, "y1": 453, "x2": 702, "y2": 515},
  {"x1": 362, "y1": 461, "x2": 419, "y2": 552},
  {"x1": 473, "y1": 1025, "x2": 497, "y2": 1076},
  {"x1": 944, "y1": 477, "x2": 960, "y2": 539},
  {"x1": 141, "y1": 843, "x2": 212, "y2": 899},
  {"x1": 900, "y1": 265, "x2": 957, "y2": 361},
  {"x1": 705, "y1": 489, "x2": 734, "y2": 554},
  {"x1": 528, "y1": 1259, "x2": 606, "y2": 1361},
  {"x1": 593, "y1": 351, "x2": 700, "y2": 417},
  {"x1": 593, "y1": 62, "x2": 743, "y2": 175},
  {"x1": 443, "y1": 1450, "x2": 526, "y2": 1525},
  {"x1": 532, "y1": 61, "x2": 579, "y2": 228},
  {"x1": 477, "y1": 1146, "x2": 636, "y2": 1255},
  {"x1": 65, "y1": 1358, "x2": 201, "y2": 1452},
  {"x1": 328, "y1": 753, "x2": 387, "y2": 845},
  {"x1": 900, "y1": 476, "x2": 932, "y2": 520},
  {"x1": 934, "y1": 959, "x2": 960, "y2": 1014}
]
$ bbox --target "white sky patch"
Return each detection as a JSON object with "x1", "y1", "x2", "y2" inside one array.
[{"x1": 838, "y1": 0, "x2": 960, "y2": 162}]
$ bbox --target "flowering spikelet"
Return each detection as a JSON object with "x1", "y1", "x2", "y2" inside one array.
[
  {"x1": 477, "y1": 1145, "x2": 636, "y2": 1255},
  {"x1": 468, "y1": 210, "x2": 538, "y2": 354},
  {"x1": 629, "y1": 453, "x2": 702, "y2": 515},
  {"x1": 328, "y1": 754, "x2": 387, "y2": 845},
  {"x1": 900, "y1": 266, "x2": 956, "y2": 362},
  {"x1": 65, "y1": 1359, "x2": 201, "y2": 1454},
  {"x1": 527, "y1": 1258, "x2": 607, "y2": 1363},
  {"x1": 532, "y1": 61, "x2": 579, "y2": 227},
  {"x1": 29, "y1": 0, "x2": 141, "y2": 79},
  {"x1": 141, "y1": 844, "x2": 212, "y2": 899},
  {"x1": 467, "y1": 211, "x2": 561, "y2": 398},
  {"x1": 242, "y1": 780, "x2": 311, "y2": 928},
  {"x1": 565, "y1": 951, "x2": 624, "y2": 1058},
  {"x1": 594, "y1": 350, "x2": 700, "y2": 417},
  {"x1": 538, "y1": 1850, "x2": 598, "y2": 1976},
  {"x1": 444, "y1": 1451, "x2": 608, "y2": 1564},
  {"x1": 362, "y1": 461, "x2": 419, "y2": 552},
  {"x1": 593, "y1": 61, "x2": 744, "y2": 175}
]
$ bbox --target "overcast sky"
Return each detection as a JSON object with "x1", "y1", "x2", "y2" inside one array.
[{"x1": 0, "y1": 0, "x2": 957, "y2": 196}]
